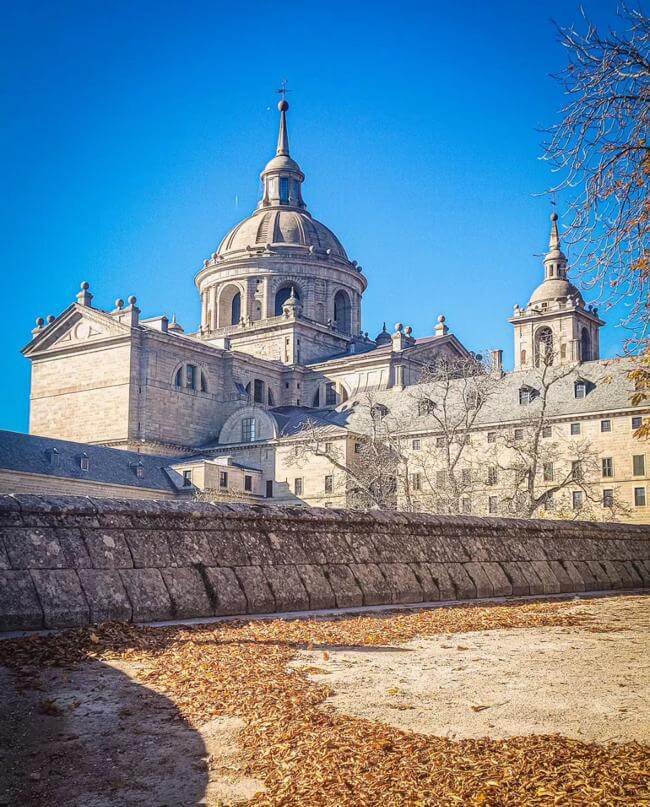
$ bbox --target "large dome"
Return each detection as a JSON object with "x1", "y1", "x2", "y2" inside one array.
[
  {"x1": 217, "y1": 208, "x2": 348, "y2": 260},
  {"x1": 529, "y1": 277, "x2": 584, "y2": 306}
]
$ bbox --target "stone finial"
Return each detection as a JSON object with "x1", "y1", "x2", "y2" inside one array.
[
  {"x1": 405, "y1": 326, "x2": 412, "y2": 336},
  {"x1": 32, "y1": 317, "x2": 45, "y2": 335},
  {"x1": 46, "y1": 315, "x2": 55, "y2": 324},
  {"x1": 434, "y1": 314, "x2": 449, "y2": 337},
  {"x1": 76, "y1": 281, "x2": 93, "y2": 307},
  {"x1": 395, "y1": 322, "x2": 403, "y2": 332},
  {"x1": 114, "y1": 298, "x2": 124, "y2": 311}
]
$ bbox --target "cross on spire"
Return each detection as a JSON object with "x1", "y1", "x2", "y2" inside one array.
[{"x1": 276, "y1": 79, "x2": 291, "y2": 101}]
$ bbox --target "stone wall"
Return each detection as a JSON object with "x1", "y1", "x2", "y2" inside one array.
[{"x1": 0, "y1": 495, "x2": 648, "y2": 632}]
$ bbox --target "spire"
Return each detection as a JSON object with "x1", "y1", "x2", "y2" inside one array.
[
  {"x1": 543, "y1": 210, "x2": 568, "y2": 281},
  {"x1": 277, "y1": 99, "x2": 290, "y2": 156},
  {"x1": 549, "y1": 211, "x2": 561, "y2": 252}
]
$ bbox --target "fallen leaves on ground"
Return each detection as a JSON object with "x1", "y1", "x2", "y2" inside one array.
[{"x1": 1, "y1": 598, "x2": 648, "y2": 806}]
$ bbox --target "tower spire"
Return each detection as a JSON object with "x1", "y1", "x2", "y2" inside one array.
[
  {"x1": 276, "y1": 98, "x2": 290, "y2": 156},
  {"x1": 549, "y1": 210, "x2": 561, "y2": 251}
]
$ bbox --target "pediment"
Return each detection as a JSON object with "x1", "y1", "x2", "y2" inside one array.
[{"x1": 22, "y1": 305, "x2": 131, "y2": 356}]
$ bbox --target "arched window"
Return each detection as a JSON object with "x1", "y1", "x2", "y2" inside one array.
[
  {"x1": 200, "y1": 371, "x2": 208, "y2": 393},
  {"x1": 333, "y1": 290, "x2": 351, "y2": 334},
  {"x1": 175, "y1": 368, "x2": 182, "y2": 387},
  {"x1": 581, "y1": 327, "x2": 591, "y2": 362},
  {"x1": 174, "y1": 364, "x2": 208, "y2": 394},
  {"x1": 274, "y1": 285, "x2": 299, "y2": 316},
  {"x1": 231, "y1": 292, "x2": 241, "y2": 325},
  {"x1": 535, "y1": 327, "x2": 554, "y2": 367},
  {"x1": 520, "y1": 349, "x2": 527, "y2": 366}
]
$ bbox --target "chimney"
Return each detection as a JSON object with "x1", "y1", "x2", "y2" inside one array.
[{"x1": 490, "y1": 349, "x2": 503, "y2": 374}]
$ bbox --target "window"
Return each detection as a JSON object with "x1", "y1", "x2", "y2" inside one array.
[
  {"x1": 600, "y1": 419, "x2": 611, "y2": 433},
  {"x1": 370, "y1": 403, "x2": 389, "y2": 419},
  {"x1": 602, "y1": 458, "x2": 613, "y2": 478},
  {"x1": 436, "y1": 470, "x2": 447, "y2": 487},
  {"x1": 488, "y1": 496, "x2": 498, "y2": 514},
  {"x1": 543, "y1": 462, "x2": 554, "y2": 482},
  {"x1": 520, "y1": 349, "x2": 527, "y2": 365},
  {"x1": 461, "y1": 468, "x2": 471, "y2": 484},
  {"x1": 182, "y1": 469, "x2": 193, "y2": 487},
  {"x1": 487, "y1": 431, "x2": 496, "y2": 443},
  {"x1": 514, "y1": 428, "x2": 524, "y2": 441},
  {"x1": 244, "y1": 475, "x2": 253, "y2": 492},
  {"x1": 253, "y1": 379, "x2": 264, "y2": 404},
  {"x1": 186, "y1": 364, "x2": 196, "y2": 390},
  {"x1": 519, "y1": 388, "x2": 532, "y2": 405},
  {"x1": 418, "y1": 399, "x2": 435, "y2": 416},
  {"x1": 572, "y1": 460, "x2": 583, "y2": 481},
  {"x1": 275, "y1": 286, "x2": 299, "y2": 317},
  {"x1": 436, "y1": 436, "x2": 445, "y2": 448},
  {"x1": 279, "y1": 176, "x2": 289, "y2": 203},
  {"x1": 542, "y1": 425, "x2": 552, "y2": 438},
  {"x1": 411, "y1": 473, "x2": 421, "y2": 491},
  {"x1": 174, "y1": 368, "x2": 183, "y2": 387},
  {"x1": 467, "y1": 390, "x2": 481, "y2": 409},
  {"x1": 570, "y1": 422, "x2": 581, "y2": 436},
  {"x1": 241, "y1": 417, "x2": 256, "y2": 442},
  {"x1": 632, "y1": 455, "x2": 645, "y2": 476},
  {"x1": 325, "y1": 383, "x2": 337, "y2": 406},
  {"x1": 294, "y1": 478, "x2": 303, "y2": 496},
  {"x1": 324, "y1": 442, "x2": 333, "y2": 454},
  {"x1": 412, "y1": 438, "x2": 421, "y2": 450},
  {"x1": 324, "y1": 475, "x2": 333, "y2": 493},
  {"x1": 354, "y1": 442, "x2": 362, "y2": 454},
  {"x1": 602, "y1": 489, "x2": 614, "y2": 508},
  {"x1": 634, "y1": 487, "x2": 646, "y2": 507},
  {"x1": 574, "y1": 381, "x2": 587, "y2": 399},
  {"x1": 632, "y1": 416, "x2": 643, "y2": 430},
  {"x1": 333, "y1": 290, "x2": 352, "y2": 334},
  {"x1": 200, "y1": 372, "x2": 208, "y2": 393},
  {"x1": 461, "y1": 497, "x2": 471, "y2": 514},
  {"x1": 131, "y1": 461, "x2": 144, "y2": 479},
  {"x1": 265, "y1": 480, "x2": 273, "y2": 498},
  {"x1": 487, "y1": 466, "x2": 498, "y2": 486},
  {"x1": 80, "y1": 453, "x2": 89, "y2": 472},
  {"x1": 543, "y1": 492, "x2": 554, "y2": 511},
  {"x1": 535, "y1": 327, "x2": 554, "y2": 367},
  {"x1": 580, "y1": 327, "x2": 591, "y2": 362},
  {"x1": 572, "y1": 490, "x2": 584, "y2": 510},
  {"x1": 219, "y1": 471, "x2": 228, "y2": 489},
  {"x1": 231, "y1": 291, "x2": 241, "y2": 325}
]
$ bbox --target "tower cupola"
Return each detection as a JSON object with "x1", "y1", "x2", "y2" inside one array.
[{"x1": 259, "y1": 100, "x2": 306, "y2": 210}]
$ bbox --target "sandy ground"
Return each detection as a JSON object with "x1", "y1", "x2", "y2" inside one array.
[
  {"x1": 0, "y1": 659, "x2": 264, "y2": 806},
  {"x1": 292, "y1": 595, "x2": 650, "y2": 744}
]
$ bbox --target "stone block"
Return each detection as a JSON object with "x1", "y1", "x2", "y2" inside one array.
[
  {"x1": 515, "y1": 562, "x2": 545, "y2": 595},
  {"x1": 0, "y1": 535, "x2": 10, "y2": 570},
  {"x1": 0, "y1": 571, "x2": 43, "y2": 631},
  {"x1": 425, "y1": 563, "x2": 456, "y2": 600},
  {"x1": 599, "y1": 560, "x2": 625, "y2": 589},
  {"x1": 0, "y1": 496, "x2": 23, "y2": 527},
  {"x1": 480, "y1": 562, "x2": 512, "y2": 597},
  {"x1": 119, "y1": 569, "x2": 174, "y2": 622},
  {"x1": 295, "y1": 533, "x2": 327, "y2": 565},
  {"x1": 3, "y1": 528, "x2": 67, "y2": 570},
  {"x1": 440, "y1": 536, "x2": 470, "y2": 562},
  {"x1": 345, "y1": 533, "x2": 379, "y2": 563},
  {"x1": 161, "y1": 568, "x2": 213, "y2": 618},
  {"x1": 418, "y1": 536, "x2": 449, "y2": 563},
  {"x1": 238, "y1": 532, "x2": 274, "y2": 566},
  {"x1": 571, "y1": 560, "x2": 599, "y2": 591},
  {"x1": 408, "y1": 563, "x2": 440, "y2": 601},
  {"x1": 31, "y1": 570, "x2": 89, "y2": 628},
  {"x1": 547, "y1": 560, "x2": 574, "y2": 594},
  {"x1": 55, "y1": 528, "x2": 92, "y2": 569},
  {"x1": 463, "y1": 562, "x2": 493, "y2": 598},
  {"x1": 83, "y1": 529, "x2": 133, "y2": 569},
  {"x1": 295, "y1": 565, "x2": 336, "y2": 610},
  {"x1": 586, "y1": 561, "x2": 613, "y2": 591},
  {"x1": 379, "y1": 563, "x2": 422, "y2": 604},
  {"x1": 233, "y1": 566, "x2": 275, "y2": 614},
  {"x1": 166, "y1": 530, "x2": 214, "y2": 567},
  {"x1": 446, "y1": 563, "x2": 476, "y2": 600},
  {"x1": 203, "y1": 567, "x2": 247, "y2": 616},
  {"x1": 631, "y1": 560, "x2": 650, "y2": 587},
  {"x1": 348, "y1": 563, "x2": 391, "y2": 606},
  {"x1": 617, "y1": 560, "x2": 643, "y2": 588},
  {"x1": 531, "y1": 561, "x2": 561, "y2": 595},
  {"x1": 123, "y1": 530, "x2": 172, "y2": 568},
  {"x1": 263, "y1": 566, "x2": 309, "y2": 612},
  {"x1": 204, "y1": 531, "x2": 249, "y2": 567},
  {"x1": 499, "y1": 562, "x2": 530, "y2": 596},
  {"x1": 318, "y1": 532, "x2": 355, "y2": 564},
  {"x1": 267, "y1": 531, "x2": 310, "y2": 565},
  {"x1": 558, "y1": 560, "x2": 586, "y2": 592},
  {"x1": 78, "y1": 569, "x2": 132, "y2": 622},
  {"x1": 460, "y1": 536, "x2": 492, "y2": 562},
  {"x1": 323, "y1": 565, "x2": 363, "y2": 608}
]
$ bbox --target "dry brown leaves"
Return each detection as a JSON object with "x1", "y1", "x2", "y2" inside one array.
[{"x1": 2, "y1": 598, "x2": 648, "y2": 806}]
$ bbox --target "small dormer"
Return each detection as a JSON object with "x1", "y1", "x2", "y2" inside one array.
[{"x1": 518, "y1": 385, "x2": 538, "y2": 405}]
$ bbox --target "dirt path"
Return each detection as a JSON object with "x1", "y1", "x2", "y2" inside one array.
[{"x1": 292, "y1": 596, "x2": 650, "y2": 744}]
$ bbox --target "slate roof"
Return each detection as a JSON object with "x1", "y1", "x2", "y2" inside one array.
[{"x1": 0, "y1": 430, "x2": 191, "y2": 494}]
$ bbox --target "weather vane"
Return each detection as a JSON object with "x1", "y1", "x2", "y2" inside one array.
[{"x1": 276, "y1": 80, "x2": 291, "y2": 101}]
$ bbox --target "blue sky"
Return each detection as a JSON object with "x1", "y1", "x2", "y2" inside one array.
[{"x1": 1, "y1": 0, "x2": 629, "y2": 432}]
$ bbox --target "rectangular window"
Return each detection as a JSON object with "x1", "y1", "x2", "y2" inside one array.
[
  {"x1": 219, "y1": 471, "x2": 228, "y2": 489},
  {"x1": 253, "y1": 379, "x2": 264, "y2": 403},
  {"x1": 324, "y1": 475, "x2": 333, "y2": 493},
  {"x1": 354, "y1": 442, "x2": 362, "y2": 454},
  {"x1": 279, "y1": 176, "x2": 289, "y2": 203},
  {"x1": 570, "y1": 422, "x2": 581, "y2": 436},
  {"x1": 436, "y1": 436, "x2": 445, "y2": 448},
  {"x1": 241, "y1": 417, "x2": 256, "y2": 443},
  {"x1": 519, "y1": 388, "x2": 531, "y2": 405},
  {"x1": 182, "y1": 469, "x2": 192, "y2": 487},
  {"x1": 600, "y1": 419, "x2": 611, "y2": 433},
  {"x1": 294, "y1": 478, "x2": 303, "y2": 496},
  {"x1": 488, "y1": 496, "x2": 498, "y2": 514},
  {"x1": 265, "y1": 480, "x2": 273, "y2": 498},
  {"x1": 574, "y1": 382, "x2": 586, "y2": 399},
  {"x1": 602, "y1": 458, "x2": 613, "y2": 478},
  {"x1": 461, "y1": 497, "x2": 471, "y2": 514},
  {"x1": 572, "y1": 490, "x2": 584, "y2": 510},
  {"x1": 572, "y1": 460, "x2": 583, "y2": 481},
  {"x1": 244, "y1": 475, "x2": 252, "y2": 492},
  {"x1": 325, "y1": 383, "x2": 337, "y2": 406},
  {"x1": 634, "y1": 487, "x2": 646, "y2": 507},
  {"x1": 324, "y1": 442, "x2": 333, "y2": 454},
  {"x1": 436, "y1": 470, "x2": 447, "y2": 487},
  {"x1": 487, "y1": 466, "x2": 498, "y2": 486},
  {"x1": 543, "y1": 492, "x2": 554, "y2": 511},
  {"x1": 602, "y1": 489, "x2": 614, "y2": 508},
  {"x1": 632, "y1": 416, "x2": 643, "y2": 430},
  {"x1": 412, "y1": 438, "x2": 421, "y2": 450},
  {"x1": 186, "y1": 364, "x2": 196, "y2": 389},
  {"x1": 514, "y1": 428, "x2": 524, "y2": 441},
  {"x1": 543, "y1": 462, "x2": 554, "y2": 482},
  {"x1": 487, "y1": 431, "x2": 496, "y2": 443},
  {"x1": 632, "y1": 455, "x2": 645, "y2": 476},
  {"x1": 135, "y1": 464, "x2": 144, "y2": 479},
  {"x1": 411, "y1": 472, "x2": 421, "y2": 491},
  {"x1": 80, "y1": 454, "x2": 89, "y2": 472},
  {"x1": 542, "y1": 425, "x2": 552, "y2": 438}
]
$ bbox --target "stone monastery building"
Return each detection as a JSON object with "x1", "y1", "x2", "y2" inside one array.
[{"x1": 12, "y1": 99, "x2": 649, "y2": 522}]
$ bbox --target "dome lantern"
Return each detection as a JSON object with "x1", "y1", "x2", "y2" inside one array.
[{"x1": 259, "y1": 100, "x2": 307, "y2": 211}]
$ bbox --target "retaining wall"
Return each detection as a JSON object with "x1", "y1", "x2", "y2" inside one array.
[{"x1": 0, "y1": 494, "x2": 648, "y2": 632}]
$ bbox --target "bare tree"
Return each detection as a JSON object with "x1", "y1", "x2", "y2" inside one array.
[
  {"x1": 489, "y1": 354, "x2": 628, "y2": 520},
  {"x1": 542, "y1": 7, "x2": 649, "y2": 343}
]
